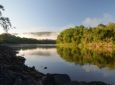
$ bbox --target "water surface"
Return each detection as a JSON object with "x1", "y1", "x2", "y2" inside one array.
[{"x1": 16, "y1": 44, "x2": 115, "y2": 85}]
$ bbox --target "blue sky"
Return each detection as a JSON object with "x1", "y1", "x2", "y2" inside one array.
[{"x1": 0, "y1": 0, "x2": 115, "y2": 33}]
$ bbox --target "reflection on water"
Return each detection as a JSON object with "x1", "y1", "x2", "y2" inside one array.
[
  {"x1": 19, "y1": 48, "x2": 56, "y2": 56},
  {"x1": 16, "y1": 44, "x2": 115, "y2": 85},
  {"x1": 57, "y1": 47, "x2": 115, "y2": 69}
]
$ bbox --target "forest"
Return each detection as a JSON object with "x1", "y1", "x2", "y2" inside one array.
[{"x1": 57, "y1": 23, "x2": 115, "y2": 47}]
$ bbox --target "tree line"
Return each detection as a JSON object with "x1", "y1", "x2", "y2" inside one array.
[
  {"x1": 57, "y1": 23, "x2": 115, "y2": 47},
  {"x1": 0, "y1": 33, "x2": 56, "y2": 44}
]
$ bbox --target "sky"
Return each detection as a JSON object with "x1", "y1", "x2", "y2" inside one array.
[{"x1": 0, "y1": 0, "x2": 115, "y2": 33}]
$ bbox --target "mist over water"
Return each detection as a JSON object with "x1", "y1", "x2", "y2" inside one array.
[{"x1": 12, "y1": 32, "x2": 59, "y2": 40}]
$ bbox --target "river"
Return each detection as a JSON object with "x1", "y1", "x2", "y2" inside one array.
[{"x1": 11, "y1": 44, "x2": 115, "y2": 85}]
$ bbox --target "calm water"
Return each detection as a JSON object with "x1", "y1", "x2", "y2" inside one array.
[{"x1": 15, "y1": 44, "x2": 115, "y2": 85}]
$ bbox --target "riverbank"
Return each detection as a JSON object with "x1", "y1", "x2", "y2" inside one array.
[
  {"x1": 56, "y1": 42, "x2": 114, "y2": 49},
  {"x1": 0, "y1": 45, "x2": 110, "y2": 85}
]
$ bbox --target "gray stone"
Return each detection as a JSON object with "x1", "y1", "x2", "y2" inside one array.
[{"x1": 53, "y1": 74, "x2": 71, "y2": 85}]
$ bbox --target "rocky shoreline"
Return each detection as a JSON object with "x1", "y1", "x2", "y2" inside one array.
[{"x1": 0, "y1": 45, "x2": 110, "y2": 85}]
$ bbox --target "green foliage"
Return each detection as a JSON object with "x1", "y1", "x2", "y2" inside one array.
[
  {"x1": 0, "y1": 33, "x2": 56, "y2": 44},
  {"x1": 57, "y1": 23, "x2": 115, "y2": 45}
]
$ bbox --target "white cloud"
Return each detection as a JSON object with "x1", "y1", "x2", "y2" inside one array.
[{"x1": 82, "y1": 14, "x2": 112, "y2": 27}]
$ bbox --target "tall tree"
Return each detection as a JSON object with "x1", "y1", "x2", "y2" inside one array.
[{"x1": 0, "y1": 5, "x2": 12, "y2": 33}]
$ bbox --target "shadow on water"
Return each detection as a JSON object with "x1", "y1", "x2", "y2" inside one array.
[{"x1": 57, "y1": 46, "x2": 115, "y2": 69}]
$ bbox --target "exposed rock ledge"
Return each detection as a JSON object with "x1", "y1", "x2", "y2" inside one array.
[{"x1": 0, "y1": 45, "x2": 110, "y2": 85}]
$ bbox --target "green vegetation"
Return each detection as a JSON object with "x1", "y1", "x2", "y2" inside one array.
[
  {"x1": 57, "y1": 46, "x2": 115, "y2": 69},
  {"x1": 57, "y1": 24, "x2": 115, "y2": 68},
  {"x1": 57, "y1": 23, "x2": 115, "y2": 47},
  {"x1": 0, "y1": 33, "x2": 56, "y2": 44}
]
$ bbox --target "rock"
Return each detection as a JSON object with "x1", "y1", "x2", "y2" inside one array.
[
  {"x1": 14, "y1": 77, "x2": 24, "y2": 85},
  {"x1": 88, "y1": 81, "x2": 109, "y2": 85},
  {"x1": 41, "y1": 74, "x2": 55, "y2": 85},
  {"x1": 44, "y1": 67, "x2": 47, "y2": 69},
  {"x1": 53, "y1": 74, "x2": 71, "y2": 85},
  {"x1": 64, "y1": 81, "x2": 110, "y2": 85},
  {"x1": 41, "y1": 74, "x2": 71, "y2": 85}
]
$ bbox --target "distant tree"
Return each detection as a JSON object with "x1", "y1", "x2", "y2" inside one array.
[
  {"x1": 0, "y1": 5, "x2": 12, "y2": 33},
  {"x1": 97, "y1": 24, "x2": 106, "y2": 28}
]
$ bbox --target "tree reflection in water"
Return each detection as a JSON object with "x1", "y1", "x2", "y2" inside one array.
[{"x1": 57, "y1": 47, "x2": 115, "y2": 69}]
